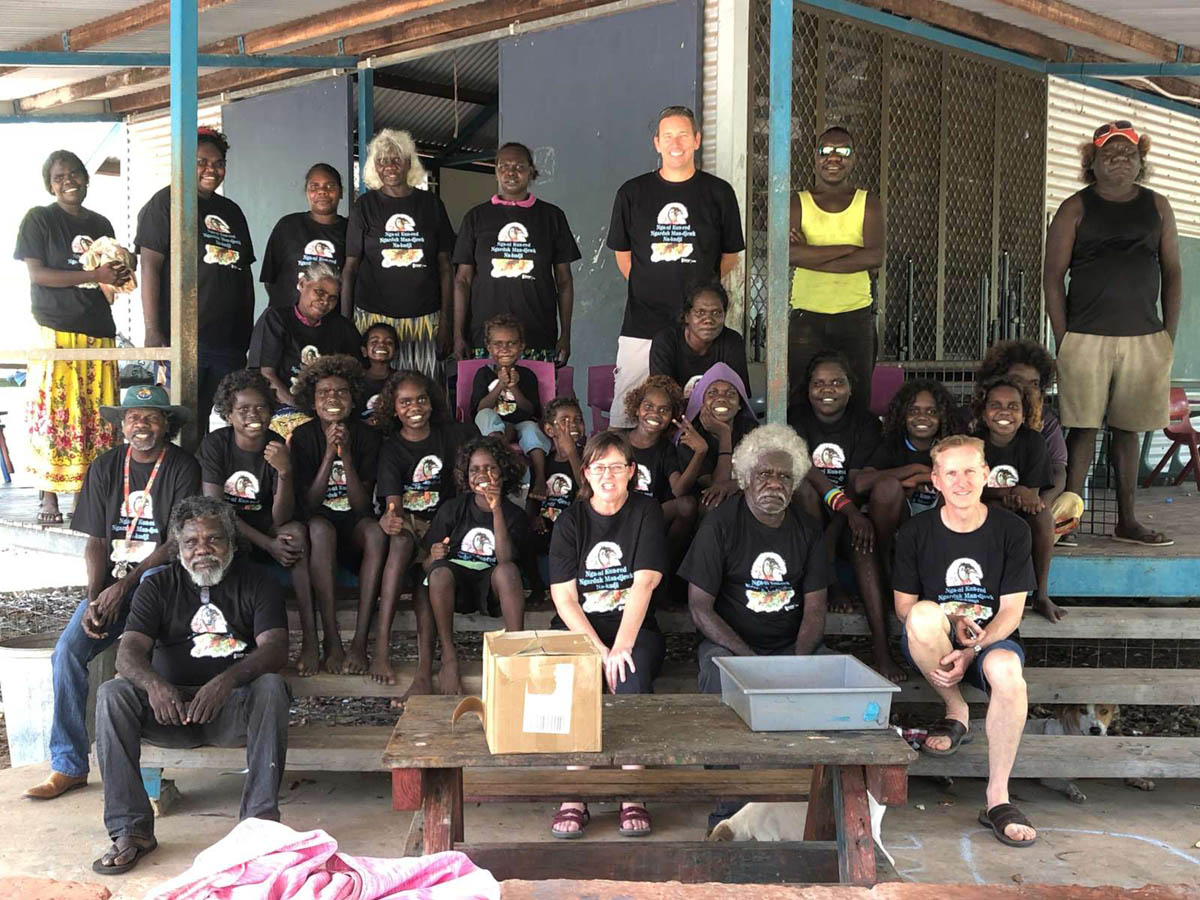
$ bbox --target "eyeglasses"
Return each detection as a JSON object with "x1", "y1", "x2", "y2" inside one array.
[
  {"x1": 817, "y1": 145, "x2": 853, "y2": 158},
  {"x1": 588, "y1": 462, "x2": 632, "y2": 476},
  {"x1": 1092, "y1": 120, "x2": 1139, "y2": 147}
]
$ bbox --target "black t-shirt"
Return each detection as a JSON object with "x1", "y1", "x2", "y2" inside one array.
[
  {"x1": 470, "y1": 363, "x2": 542, "y2": 424},
  {"x1": 345, "y1": 189, "x2": 454, "y2": 318},
  {"x1": 629, "y1": 437, "x2": 681, "y2": 503},
  {"x1": 14, "y1": 203, "x2": 117, "y2": 337},
  {"x1": 893, "y1": 506, "x2": 1035, "y2": 629},
  {"x1": 196, "y1": 427, "x2": 287, "y2": 535},
  {"x1": 649, "y1": 325, "x2": 751, "y2": 402},
  {"x1": 71, "y1": 444, "x2": 202, "y2": 567},
  {"x1": 977, "y1": 426, "x2": 1054, "y2": 491},
  {"x1": 135, "y1": 186, "x2": 256, "y2": 353},
  {"x1": 289, "y1": 418, "x2": 381, "y2": 516},
  {"x1": 452, "y1": 199, "x2": 580, "y2": 352},
  {"x1": 247, "y1": 306, "x2": 362, "y2": 383},
  {"x1": 423, "y1": 493, "x2": 530, "y2": 567},
  {"x1": 259, "y1": 211, "x2": 348, "y2": 309},
  {"x1": 539, "y1": 455, "x2": 579, "y2": 526},
  {"x1": 607, "y1": 170, "x2": 744, "y2": 339},
  {"x1": 362, "y1": 373, "x2": 389, "y2": 421},
  {"x1": 548, "y1": 492, "x2": 667, "y2": 628},
  {"x1": 865, "y1": 435, "x2": 939, "y2": 514},
  {"x1": 376, "y1": 423, "x2": 475, "y2": 520},
  {"x1": 790, "y1": 404, "x2": 882, "y2": 489},
  {"x1": 679, "y1": 495, "x2": 829, "y2": 653},
  {"x1": 125, "y1": 559, "x2": 286, "y2": 687},
  {"x1": 677, "y1": 417, "x2": 759, "y2": 484}
]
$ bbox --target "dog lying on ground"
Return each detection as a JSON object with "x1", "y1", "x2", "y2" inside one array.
[
  {"x1": 707, "y1": 796, "x2": 893, "y2": 866},
  {"x1": 1021, "y1": 704, "x2": 1155, "y2": 802}
]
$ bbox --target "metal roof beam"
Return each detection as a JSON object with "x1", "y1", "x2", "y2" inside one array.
[
  {"x1": 0, "y1": 51, "x2": 357, "y2": 68},
  {"x1": 372, "y1": 72, "x2": 496, "y2": 106}
]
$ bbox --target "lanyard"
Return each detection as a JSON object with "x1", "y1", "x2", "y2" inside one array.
[{"x1": 123, "y1": 444, "x2": 166, "y2": 543}]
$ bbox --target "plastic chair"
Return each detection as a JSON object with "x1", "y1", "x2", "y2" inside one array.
[
  {"x1": 455, "y1": 358, "x2": 558, "y2": 424},
  {"x1": 587, "y1": 365, "x2": 616, "y2": 434},
  {"x1": 556, "y1": 365, "x2": 576, "y2": 400},
  {"x1": 0, "y1": 411, "x2": 11, "y2": 484},
  {"x1": 869, "y1": 365, "x2": 905, "y2": 418},
  {"x1": 1141, "y1": 387, "x2": 1200, "y2": 489}
]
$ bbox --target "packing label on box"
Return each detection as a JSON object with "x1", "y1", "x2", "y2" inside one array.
[{"x1": 522, "y1": 663, "x2": 574, "y2": 735}]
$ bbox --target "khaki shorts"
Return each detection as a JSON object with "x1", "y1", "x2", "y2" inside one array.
[{"x1": 1057, "y1": 330, "x2": 1172, "y2": 431}]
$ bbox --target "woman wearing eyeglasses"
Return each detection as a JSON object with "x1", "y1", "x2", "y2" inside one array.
[
  {"x1": 787, "y1": 125, "x2": 884, "y2": 412},
  {"x1": 452, "y1": 142, "x2": 580, "y2": 364},
  {"x1": 547, "y1": 429, "x2": 667, "y2": 839},
  {"x1": 648, "y1": 280, "x2": 751, "y2": 402}
]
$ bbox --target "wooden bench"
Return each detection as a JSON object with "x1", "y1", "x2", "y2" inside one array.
[{"x1": 384, "y1": 694, "x2": 916, "y2": 886}]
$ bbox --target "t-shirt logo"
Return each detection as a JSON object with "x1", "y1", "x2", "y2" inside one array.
[
  {"x1": 70, "y1": 234, "x2": 94, "y2": 255},
  {"x1": 988, "y1": 464, "x2": 1019, "y2": 488},
  {"x1": 745, "y1": 551, "x2": 796, "y2": 613},
  {"x1": 304, "y1": 239, "x2": 336, "y2": 259},
  {"x1": 204, "y1": 215, "x2": 231, "y2": 234},
  {"x1": 460, "y1": 526, "x2": 496, "y2": 560},
  {"x1": 386, "y1": 213, "x2": 416, "y2": 233},
  {"x1": 580, "y1": 541, "x2": 628, "y2": 614},
  {"x1": 404, "y1": 454, "x2": 442, "y2": 512},
  {"x1": 634, "y1": 463, "x2": 652, "y2": 494},
  {"x1": 223, "y1": 470, "x2": 262, "y2": 511},
  {"x1": 490, "y1": 221, "x2": 536, "y2": 279},
  {"x1": 650, "y1": 202, "x2": 696, "y2": 264},
  {"x1": 940, "y1": 557, "x2": 989, "y2": 624},
  {"x1": 111, "y1": 487, "x2": 158, "y2": 562},
  {"x1": 682, "y1": 375, "x2": 702, "y2": 400},
  {"x1": 300, "y1": 345, "x2": 321, "y2": 368},
  {"x1": 189, "y1": 600, "x2": 247, "y2": 659},
  {"x1": 122, "y1": 490, "x2": 153, "y2": 521},
  {"x1": 325, "y1": 459, "x2": 349, "y2": 511},
  {"x1": 488, "y1": 379, "x2": 518, "y2": 417},
  {"x1": 812, "y1": 443, "x2": 845, "y2": 471},
  {"x1": 541, "y1": 472, "x2": 574, "y2": 522},
  {"x1": 202, "y1": 214, "x2": 243, "y2": 268},
  {"x1": 381, "y1": 213, "x2": 424, "y2": 268}
]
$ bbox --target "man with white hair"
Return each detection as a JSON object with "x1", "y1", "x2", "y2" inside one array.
[{"x1": 91, "y1": 496, "x2": 289, "y2": 875}]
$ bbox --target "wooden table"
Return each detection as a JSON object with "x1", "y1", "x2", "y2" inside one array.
[{"x1": 383, "y1": 694, "x2": 916, "y2": 886}]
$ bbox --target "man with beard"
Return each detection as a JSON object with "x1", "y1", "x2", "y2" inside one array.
[
  {"x1": 91, "y1": 496, "x2": 289, "y2": 875},
  {"x1": 26, "y1": 385, "x2": 199, "y2": 801}
]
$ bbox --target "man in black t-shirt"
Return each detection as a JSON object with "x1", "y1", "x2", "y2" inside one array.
[
  {"x1": 606, "y1": 105, "x2": 744, "y2": 427},
  {"x1": 679, "y1": 424, "x2": 828, "y2": 693},
  {"x1": 93, "y1": 497, "x2": 288, "y2": 875},
  {"x1": 27, "y1": 385, "x2": 200, "y2": 802},
  {"x1": 892, "y1": 435, "x2": 1038, "y2": 848}
]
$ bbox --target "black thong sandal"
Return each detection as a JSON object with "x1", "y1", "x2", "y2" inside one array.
[
  {"x1": 920, "y1": 718, "x2": 971, "y2": 758},
  {"x1": 550, "y1": 804, "x2": 590, "y2": 840},
  {"x1": 979, "y1": 803, "x2": 1037, "y2": 848},
  {"x1": 618, "y1": 804, "x2": 653, "y2": 837},
  {"x1": 92, "y1": 837, "x2": 158, "y2": 875}
]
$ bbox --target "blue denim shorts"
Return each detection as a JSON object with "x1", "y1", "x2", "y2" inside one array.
[{"x1": 901, "y1": 628, "x2": 1024, "y2": 694}]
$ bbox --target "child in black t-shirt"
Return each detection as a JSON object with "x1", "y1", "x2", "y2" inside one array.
[
  {"x1": 530, "y1": 397, "x2": 587, "y2": 590},
  {"x1": 789, "y1": 351, "x2": 902, "y2": 682},
  {"x1": 972, "y1": 376, "x2": 1060, "y2": 622},
  {"x1": 374, "y1": 369, "x2": 476, "y2": 697},
  {"x1": 361, "y1": 322, "x2": 398, "y2": 424},
  {"x1": 288, "y1": 355, "x2": 392, "y2": 678},
  {"x1": 623, "y1": 375, "x2": 702, "y2": 566},
  {"x1": 422, "y1": 435, "x2": 529, "y2": 695},
  {"x1": 854, "y1": 379, "x2": 960, "y2": 577},
  {"x1": 470, "y1": 314, "x2": 552, "y2": 499}
]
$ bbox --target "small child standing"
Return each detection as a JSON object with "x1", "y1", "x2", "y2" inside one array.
[
  {"x1": 361, "y1": 322, "x2": 398, "y2": 423},
  {"x1": 470, "y1": 314, "x2": 552, "y2": 500}
]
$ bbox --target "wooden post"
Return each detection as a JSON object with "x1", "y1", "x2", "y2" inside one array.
[
  {"x1": 865, "y1": 764, "x2": 908, "y2": 806},
  {"x1": 391, "y1": 767, "x2": 422, "y2": 811},
  {"x1": 833, "y1": 764, "x2": 875, "y2": 886},
  {"x1": 421, "y1": 768, "x2": 462, "y2": 855},
  {"x1": 803, "y1": 763, "x2": 836, "y2": 841}
]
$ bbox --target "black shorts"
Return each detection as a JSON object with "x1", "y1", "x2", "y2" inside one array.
[
  {"x1": 427, "y1": 560, "x2": 500, "y2": 616},
  {"x1": 309, "y1": 510, "x2": 370, "y2": 572}
]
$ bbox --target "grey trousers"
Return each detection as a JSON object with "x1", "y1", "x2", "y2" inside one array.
[{"x1": 95, "y1": 673, "x2": 291, "y2": 840}]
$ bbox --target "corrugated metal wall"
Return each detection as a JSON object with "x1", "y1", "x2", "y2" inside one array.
[
  {"x1": 1047, "y1": 76, "x2": 1200, "y2": 239},
  {"x1": 701, "y1": 0, "x2": 719, "y2": 171}
]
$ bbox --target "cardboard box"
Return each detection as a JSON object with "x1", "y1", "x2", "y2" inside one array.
[{"x1": 452, "y1": 630, "x2": 603, "y2": 754}]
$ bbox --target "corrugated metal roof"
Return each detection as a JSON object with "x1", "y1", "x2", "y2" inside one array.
[
  {"x1": 0, "y1": 0, "x2": 141, "y2": 50},
  {"x1": 378, "y1": 40, "x2": 498, "y2": 93}
]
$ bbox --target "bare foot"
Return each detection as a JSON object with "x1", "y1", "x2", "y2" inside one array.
[
  {"x1": 437, "y1": 661, "x2": 464, "y2": 696},
  {"x1": 342, "y1": 644, "x2": 369, "y2": 675},
  {"x1": 322, "y1": 641, "x2": 345, "y2": 675},
  {"x1": 1033, "y1": 594, "x2": 1067, "y2": 623},
  {"x1": 296, "y1": 640, "x2": 320, "y2": 677},
  {"x1": 827, "y1": 584, "x2": 856, "y2": 615},
  {"x1": 1113, "y1": 522, "x2": 1172, "y2": 545},
  {"x1": 401, "y1": 671, "x2": 434, "y2": 702},
  {"x1": 369, "y1": 653, "x2": 396, "y2": 685},
  {"x1": 874, "y1": 652, "x2": 908, "y2": 684}
]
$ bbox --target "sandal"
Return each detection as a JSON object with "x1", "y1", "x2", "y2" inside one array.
[
  {"x1": 1112, "y1": 529, "x2": 1174, "y2": 547},
  {"x1": 550, "y1": 804, "x2": 590, "y2": 840},
  {"x1": 92, "y1": 837, "x2": 158, "y2": 875},
  {"x1": 618, "y1": 804, "x2": 652, "y2": 837},
  {"x1": 36, "y1": 510, "x2": 63, "y2": 527},
  {"x1": 920, "y1": 718, "x2": 971, "y2": 758},
  {"x1": 979, "y1": 803, "x2": 1037, "y2": 848}
]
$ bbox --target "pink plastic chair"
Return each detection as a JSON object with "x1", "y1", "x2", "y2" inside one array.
[
  {"x1": 1142, "y1": 387, "x2": 1200, "y2": 489},
  {"x1": 869, "y1": 365, "x2": 905, "y2": 418},
  {"x1": 587, "y1": 365, "x2": 616, "y2": 434},
  {"x1": 455, "y1": 358, "x2": 559, "y2": 424}
]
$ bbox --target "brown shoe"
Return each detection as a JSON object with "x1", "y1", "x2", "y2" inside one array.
[{"x1": 25, "y1": 771, "x2": 87, "y2": 800}]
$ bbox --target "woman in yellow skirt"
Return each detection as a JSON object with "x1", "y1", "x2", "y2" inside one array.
[{"x1": 15, "y1": 150, "x2": 129, "y2": 524}]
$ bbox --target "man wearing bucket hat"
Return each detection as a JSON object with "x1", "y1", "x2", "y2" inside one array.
[
  {"x1": 1044, "y1": 119, "x2": 1182, "y2": 547},
  {"x1": 25, "y1": 384, "x2": 201, "y2": 800}
]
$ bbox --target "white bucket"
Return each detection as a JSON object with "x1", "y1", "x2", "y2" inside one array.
[{"x1": 0, "y1": 633, "x2": 58, "y2": 767}]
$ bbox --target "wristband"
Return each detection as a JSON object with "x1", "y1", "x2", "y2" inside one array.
[
  {"x1": 832, "y1": 494, "x2": 853, "y2": 513},
  {"x1": 823, "y1": 487, "x2": 847, "y2": 510},
  {"x1": 718, "y1": 450, "x2": 732, "y2": 457}
]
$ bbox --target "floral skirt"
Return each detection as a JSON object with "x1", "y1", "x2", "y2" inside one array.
[
  {"x1": 25, "y1": 328, "x2": 117, "y2": 493},
  {"x1": 353, "y1": 309, "x2": 440, "y2": 381}
]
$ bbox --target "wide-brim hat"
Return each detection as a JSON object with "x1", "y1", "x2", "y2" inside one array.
[{"x1": 100, "y1": 384, "x2": 193, "y2": 429}]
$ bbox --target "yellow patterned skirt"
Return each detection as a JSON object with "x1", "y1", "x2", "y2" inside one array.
[{"x1": 25, "y1": 328, "x2": 118, "y2": 494}]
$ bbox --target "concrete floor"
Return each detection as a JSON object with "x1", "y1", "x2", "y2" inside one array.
[{"x1": 0, "y1": 762, "x2": 1196, "y2": 898}]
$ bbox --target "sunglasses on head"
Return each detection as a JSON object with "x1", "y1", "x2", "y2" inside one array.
[
  {"x1": 818, "y1": 145, "x2": 853, "y2": 158},
  {"x1": 1093, "y1": 120, "x2": 1139, "y2": 147}
]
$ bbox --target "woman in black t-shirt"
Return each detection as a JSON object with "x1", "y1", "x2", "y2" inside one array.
[
  {"x1": 260, "y1": 163, "x2": 348, "y2": 309},
  {"x1": 548, "y1": 430, "x2": 667, "y2": 838},
  {"x1": 17, "y1": 150, "x2": 129, "y2": 524},
  {"x1": 971, "y1": 376, "x2": 1060, "y2": 623},
  {"x1": 342, "y1": 129, "x2": 455, "y2": 380},
  {"x1": 649, "y1": 281, "x2": 750, "y2": 403},
  {"x1": 452, "y1": 142, "x2": 580, "y2": 362},
  {"x1": 676, "y1": 363, "x2": 759, "y2": 510}
]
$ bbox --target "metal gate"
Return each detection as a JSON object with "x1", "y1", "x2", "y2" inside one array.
[{"x1": 745, "y1": 1, "x2": 1048, "y2": 365}]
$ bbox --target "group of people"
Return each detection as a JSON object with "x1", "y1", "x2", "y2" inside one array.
[{"x1": 14, "y1": 107, "x2": 1181, "y2": 868}]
